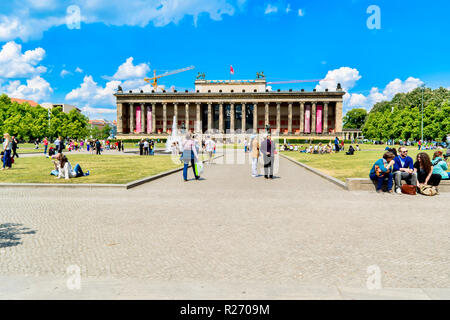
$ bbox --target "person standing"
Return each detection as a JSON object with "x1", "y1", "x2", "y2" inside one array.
[
  {"x1": 251, "y1": 134, "x2": 260, "y2": 177},
  {"x1": 334, "y1": 137, "x2": 340, "y2": 153},
  {"x1": 58, "y1": 136, "x2": 64, "y2": 153},
  {"x1": 11, "y1": 136, "x2": 19, "y2": 158},
  {"x1": 205, "y1": 136, "x2": 215, "y2": 164},
  {"x1": 54, "y1": 137, "x2": 60, "y2": 153},
  {"x1": 1, "y1": 133, "x2": 12, "y2": 170},
  {"x1": 260, "y1": 134, "x2": 275, "y2": 179},
  {"x1": 139, "y1": 139, "x2": 144, "y2": 156},
  {"x1": 181, "y1": 133, "x2": 199, "y2": 181},
  {"x1": 143, "y1": 139, "x2": 149, "y2": 155},
  {"x1": 95, "y1": 139, "x2": 101, "y2": 155},
  {"x1": 43, "y1": 137, "x2": 48, "y2": 155}
]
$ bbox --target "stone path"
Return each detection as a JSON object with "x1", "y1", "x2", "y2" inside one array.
[{"x1": 0, "y1": 150, "x2": 449, "y2": 299}]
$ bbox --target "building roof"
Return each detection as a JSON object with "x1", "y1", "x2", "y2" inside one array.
[{"x1": 10, "y1": 98, "x2": 39, "y2": 107}]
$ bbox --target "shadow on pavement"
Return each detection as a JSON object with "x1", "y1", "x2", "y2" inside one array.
[{"x1": 0, "y1": 223, "x2": 36, "y2": 248}]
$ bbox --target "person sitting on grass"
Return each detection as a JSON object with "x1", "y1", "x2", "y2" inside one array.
[
  {"x1": 432, "y1": 151, "x2": 449, "y2": 180},
  {"x1": 346, "y1": 145, "x2": 355, "y2": 155},
  {"x1": 369, "y1": 151, "x2": 396, "y2": 193},
  {"x1": 52, "y1": 153, "x2": 90, "y2": 180}
]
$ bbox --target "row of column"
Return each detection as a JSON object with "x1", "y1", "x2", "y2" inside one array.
[{"x1": 118, "y1": 101, "x2": 339, "y2": 134}]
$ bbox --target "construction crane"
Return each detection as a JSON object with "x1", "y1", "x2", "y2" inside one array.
[{"x1": 144, "y1": 66, "x2": 195, "y2": 89}]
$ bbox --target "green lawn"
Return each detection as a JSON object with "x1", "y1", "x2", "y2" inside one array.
[
  {"x1": 281, "y1": 146, "x2": 439, "y2": 182},
  {"x1": 0, "y1": 154, "x2": 182, "y2": 184}
]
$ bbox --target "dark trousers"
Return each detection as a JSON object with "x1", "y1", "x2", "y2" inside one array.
[
  {"x1": 44, "y1": 145, "x2": 47, "y2": 154},
  {"x1": 144, "y1": 147, "x2": 149, "y2": 155},
  {"x1": 370, "y1": 172, "x2": 393, "y2": 191},
  {"x1": 96, "y1": 148, "x2": 101, "y2": 155},
  {"x1": 12, "y1": 148, "x2": 19, "y2": 158},
  {"x1": 263, "y1": 155, "x2": 274, "y2": 177},
  {"x1": 335, "y1": 144, "x2": 340, "y2": 152},
  {"x1": 139, "y1": 147, "x2": 143, "y2": 156},
  {"x1": 418, "y1": 172, "x2": 442, "y2": 186}
]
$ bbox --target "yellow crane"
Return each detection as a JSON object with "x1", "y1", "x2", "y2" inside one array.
[{"x1": 144, "y1": 66, "x2": 195, "y2": 89}]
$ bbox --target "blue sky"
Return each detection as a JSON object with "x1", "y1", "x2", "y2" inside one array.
[{"x1": 0, "y1": 0, "x2": 449, "y2": 120}]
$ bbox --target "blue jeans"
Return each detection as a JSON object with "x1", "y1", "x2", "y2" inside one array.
[
  {"x1": 44, "y1": 145, "x2": 48, "y2": 154},
  {"x1": 3, "y1": 149, "x2": 11, "y2": 168},
  {"x1": 183, "y1": 151, "x2": 199, "y2": 180},
  {"x1": 73, "y1": 164, "x2": 84, "y2": 177},
  {"x1": 370, "y1": 172, "x2": 393, "y2": 191}
]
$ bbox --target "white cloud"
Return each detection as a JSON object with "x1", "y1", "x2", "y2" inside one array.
[
  {"x1": 317, "y1": 67, "x2": 423, "y2": 113},
  {"x1": 107, "y1": 57, "x2": 150, "y2": 80},
  {"x1": 81, "y1": 106, "x2": 116, "y2": 115},
  {"x1": 0, "y1": 0, "x2": 244, "y2": 42},
  {"x1": 315, "y1": 67, "x2": 362, "y2": 92},
  {"x1": 66, "y1": 75, "x2": 120, "y2": 107},
  {"x1": 60, "y1": 69, "x2": 72, "y2": 77},
  {"x1": 0, "y1": 41, "x2": 47, "y2": 78},
  {"x1": 75, "y1": 67, "x2": 83, "y2": 73},
  {"x1": 265, "y1": 4, "x2": 278, "y2": 14},
  {"x1": 0, "y1": 76, "x2": 53, "y2": 101},
  {"x1": 298, "y1": 9, "x2": 305, "y2": 16}
]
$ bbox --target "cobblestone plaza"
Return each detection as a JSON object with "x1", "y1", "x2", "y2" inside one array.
[{"x1": 1, "y1": 152, "x2": 449, "y2": 299}]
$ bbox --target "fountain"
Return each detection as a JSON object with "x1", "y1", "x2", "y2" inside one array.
[{"x1": 165, "y1": 115, "x2": 183, "y2": 153}]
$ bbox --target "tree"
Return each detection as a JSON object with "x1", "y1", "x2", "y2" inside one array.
[{"x1": 343, "y1": 108, "x2": 368, "y2": 129}]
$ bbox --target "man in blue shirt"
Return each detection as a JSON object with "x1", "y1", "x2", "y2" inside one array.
[{"x1": 393, "y1": 146, "x2": 417, "y2": 194}]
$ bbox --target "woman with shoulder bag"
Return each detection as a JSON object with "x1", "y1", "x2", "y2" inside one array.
[{"x1": 414, "y1": 152, "x2": 441, "y2": 195}]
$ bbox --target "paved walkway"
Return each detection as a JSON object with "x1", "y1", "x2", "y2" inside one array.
[{"x1": 0, "y1": 150, "x2": 449, "y2": 299}]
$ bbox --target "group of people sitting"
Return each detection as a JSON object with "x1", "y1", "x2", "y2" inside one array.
[
  {"x1": 50, "y1": 153, "x2": 90, "y2": 180},
  {"x1": 370, "y1": 146, "x2": 449, "y2": 195}
]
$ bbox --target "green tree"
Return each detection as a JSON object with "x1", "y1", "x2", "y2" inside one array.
[{"x1": 343, "y1": 108, "x2": 368, "y2": 129}]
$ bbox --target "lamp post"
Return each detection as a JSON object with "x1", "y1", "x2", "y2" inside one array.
[{"x1": 421, "y1": 84, "x2": 425, "y2": 143}]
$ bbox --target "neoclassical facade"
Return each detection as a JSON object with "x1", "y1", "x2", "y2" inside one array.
[{"x1": 115, "y1": 79, "x2": 346, "y2": 138}]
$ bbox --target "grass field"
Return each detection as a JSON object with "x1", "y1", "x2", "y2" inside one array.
[
  {"x1": 0, "y1": 154, "x2": 182, "y2": 184},
  {"x1": 281, "y1": 144, "x2": 441, "y2": 182}
]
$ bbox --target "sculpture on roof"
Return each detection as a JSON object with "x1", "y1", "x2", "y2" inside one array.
[
  {"x1": 256, "y1": 71, "x2": 265, "y2": 79},
  {"x1": 117, "y1": 85, "x2": 123, "y2": 92},
  {"x1": 196, "y1": 72, "x2": 206, "y2": 80}
]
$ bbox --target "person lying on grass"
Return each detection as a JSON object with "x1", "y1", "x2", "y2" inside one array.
[{"x1": 50, "y1": 153, "x2": 90, "y2": 179}]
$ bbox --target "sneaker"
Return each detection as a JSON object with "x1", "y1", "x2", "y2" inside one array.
[
  {"x1": 388, "y1": 189, "x2": 394, "y2": 194},
  {"x1": 376, "y1": 189, "x2": 383, "y2": 193},
  {"x1": 396, "y1": 188, "x2": 402, "y2": 194},
  {"x1": 85, "y1": 170, "x2": 90, "y2": 176},
  {"x1": 264, "y1": 175, "x2": 268, "y2": 179}
]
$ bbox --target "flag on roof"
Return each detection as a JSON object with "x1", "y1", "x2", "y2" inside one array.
[{"x1": 230, "y1": 65, "x2": 234, "y2": 75}]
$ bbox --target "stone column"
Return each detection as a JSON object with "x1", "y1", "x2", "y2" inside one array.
[
  {"x1": 196, "y1": 103, "x2": 201, "y2": 133},
  {"x1": 230, "y1": 103, "x2": 235, "y2": 133},
  {"x1": 288, "y1": 103, "x2": 292, "y2": 134},
  {"x1": 311, "y1": 102, "x2": 316, "y2": 133},
  {"x1": 163, "y1": 103, "x2": 167, "y2": 133},
  {"x1": 173, "y1": 102, "x2": 178, "y2": 124},
  {"x1": 276, "y1": 102, "x2": 281, "y2": 134},
  {"x1": 151, "y1": 103, "x2": 156, "y2": 134},
  {"x1": 265, "y1": 102, "x2": 269, "y2": 127},
  {"x1": 130, "y1": 103, "x2": 135, "y2": 134},
  {"x1": 207, "y1": 103, "x2": 212, "y2": 131},
  {"x1": 299, "y1": 102, "x2": 304, "y2": 134},
  {"x1": 335, "y1": 101, "x2": 343, "y2": 133},
  {"x1": 323, "y1": 102, "x2": 329, "y2": 134},
  {"x1": 141, "y1": 103, "x2": 146, "y2": 133},
  {"x1": 219, "y1": 103, "x2": 224, "y2": 133},
  {"x1": 185, "y1": 103, "x2": 189, "y2": 131},
  {"x1": 253, "y1": 103, "x2": 258, "y2": 133},
  {"x1": 241, "y1": 103, "x2": 246, "y2": 132},
  {"x1": 117, "y1": 103, "x2": 123, "y2": 134}
]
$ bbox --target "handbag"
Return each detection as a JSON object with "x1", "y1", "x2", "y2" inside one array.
[
  {"x1": 401, "y1": 184, "x2": 416, "y2": 195},
  {"x1": 418, "y1": 184, "x2": 437, "y2": 196},
  {"x1": 194, "y1": 162, "x2": 204, "y2": 176}
]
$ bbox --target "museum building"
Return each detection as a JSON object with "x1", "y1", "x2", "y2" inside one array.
[{"x1": 115, "y1": 78, "x2": 347, "y2": 139}]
